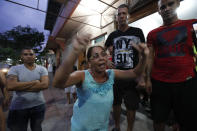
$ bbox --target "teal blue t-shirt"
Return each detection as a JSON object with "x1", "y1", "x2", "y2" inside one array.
[{"x1": 71, "y1": 69, "x2": 114, "y2": 131}]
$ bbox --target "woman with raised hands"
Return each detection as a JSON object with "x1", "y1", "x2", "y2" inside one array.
[{"x1": 53, "y1": 34, "x2": 149, "y2": 131}]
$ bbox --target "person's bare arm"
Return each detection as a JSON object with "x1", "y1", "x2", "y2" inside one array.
[
  {"x1": 145, "y1": 46, "x2": 154, "y2": 94},
  {"x1": 25, "y1": 75, "x2": 49, "y2": 92},
  {"x1": 53, "y1": 34, "x2": 90, "y2": 88},
  {"x1": 3, "y1": 87, "x2": 10, "y2": 108},
  {"x1": 114, "y1": 43, "x2": 149, "y2": 80},
  {"x1": 64, "y1": 71, "x2": 84, "y2": 88},
  {"x1": 6, "y1": 75, "x2": 38, "y2": 91},
  {"x1": 0, "y1": 72, "x2": 6, "y2": 86},
  {"x1": 0, "y1": 72, "x2": 9, "y2": 107},
  {"x1": 136, "y1": 72, "x2": 146, "y2": 89},
  {"x1": 53, "y1": 49, "x2": 80, "y2": 89}
]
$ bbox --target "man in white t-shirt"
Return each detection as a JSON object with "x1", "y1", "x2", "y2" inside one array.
[{"x1": 6, "y1": 47, "x2": 49, "y2": 131}]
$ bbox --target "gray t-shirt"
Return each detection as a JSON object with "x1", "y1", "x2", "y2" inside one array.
[{"x1": 8, "y1": 64, "x2": 48, "y2": 110}]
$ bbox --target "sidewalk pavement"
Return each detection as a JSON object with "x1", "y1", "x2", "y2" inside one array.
[
  {"x1": 39, "y1": 87, "x2": 173, "y2": 131},
  {"x1": 5, "y1": 83, "x2": 173, "y2": 131}
]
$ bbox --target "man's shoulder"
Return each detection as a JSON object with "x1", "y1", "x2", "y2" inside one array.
[
  {"x1": 180, "y1": 19, "x2": 197, "y2": 23},
  {"x1": 148, "y1": 26, "x2": 163, "y2": 35},
  {"x1": 10, "y1": 64, "x2": 23, "y2": 70},
  {"x1": 128, "y1": 26, "x2": 143, "y2": 32},
  {"x1": 127, "y1": 27, "x2": 145, "y2": 37},
  {"x1": 36, "y1": 64, "x2": 47, "y2": 70},
  {"x1": 8, "y1": 64, "x2": 24, "y2": 75},
  {"x1": 109, "y1": 30, "x2": 119, "y2": 36},
  {"x1": 106, "y1": 30, "x2": 120, "y2": 42}
]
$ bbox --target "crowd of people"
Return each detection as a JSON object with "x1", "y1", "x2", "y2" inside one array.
[{"x1": 0, "y1": 0, "x2": 197, "y2": 131}]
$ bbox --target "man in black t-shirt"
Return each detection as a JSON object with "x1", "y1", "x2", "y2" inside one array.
[{"x1": 105, "y1": 4, "x2": 145, "y2": 131}]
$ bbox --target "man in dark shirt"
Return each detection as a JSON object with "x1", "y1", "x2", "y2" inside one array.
[{"x1": 105, "y1": 4, "x2": 145, "y2": 131}]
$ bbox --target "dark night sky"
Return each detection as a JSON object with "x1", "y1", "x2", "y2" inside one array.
[{"x1": 0, "y1": 0, "x2": 50, "y2": 50}]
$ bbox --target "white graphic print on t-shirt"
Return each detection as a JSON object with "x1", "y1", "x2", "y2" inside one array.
[{"x1": 113, "y1": 36, "x2": 140, "y2": 68}]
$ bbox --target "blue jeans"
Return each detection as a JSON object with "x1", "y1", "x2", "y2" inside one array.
[{"x1": 7, "y1": 104, "x2": 45, "y2": 131}]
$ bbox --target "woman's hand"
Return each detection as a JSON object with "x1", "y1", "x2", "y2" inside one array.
[
  {"x1": 72, "y1": 34, "x2": 91, "y2": 54},
  {"x1": 132, "y1": 43, "x2": 149, "y2": 59}
]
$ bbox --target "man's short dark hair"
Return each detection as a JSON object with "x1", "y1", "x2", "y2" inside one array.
[
  {"x1": 118, "y1": 4, "x2": 129, "y2": 10},
  {"x1": 21, "y1": 47, "x2": 35, "y2": 54}
]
